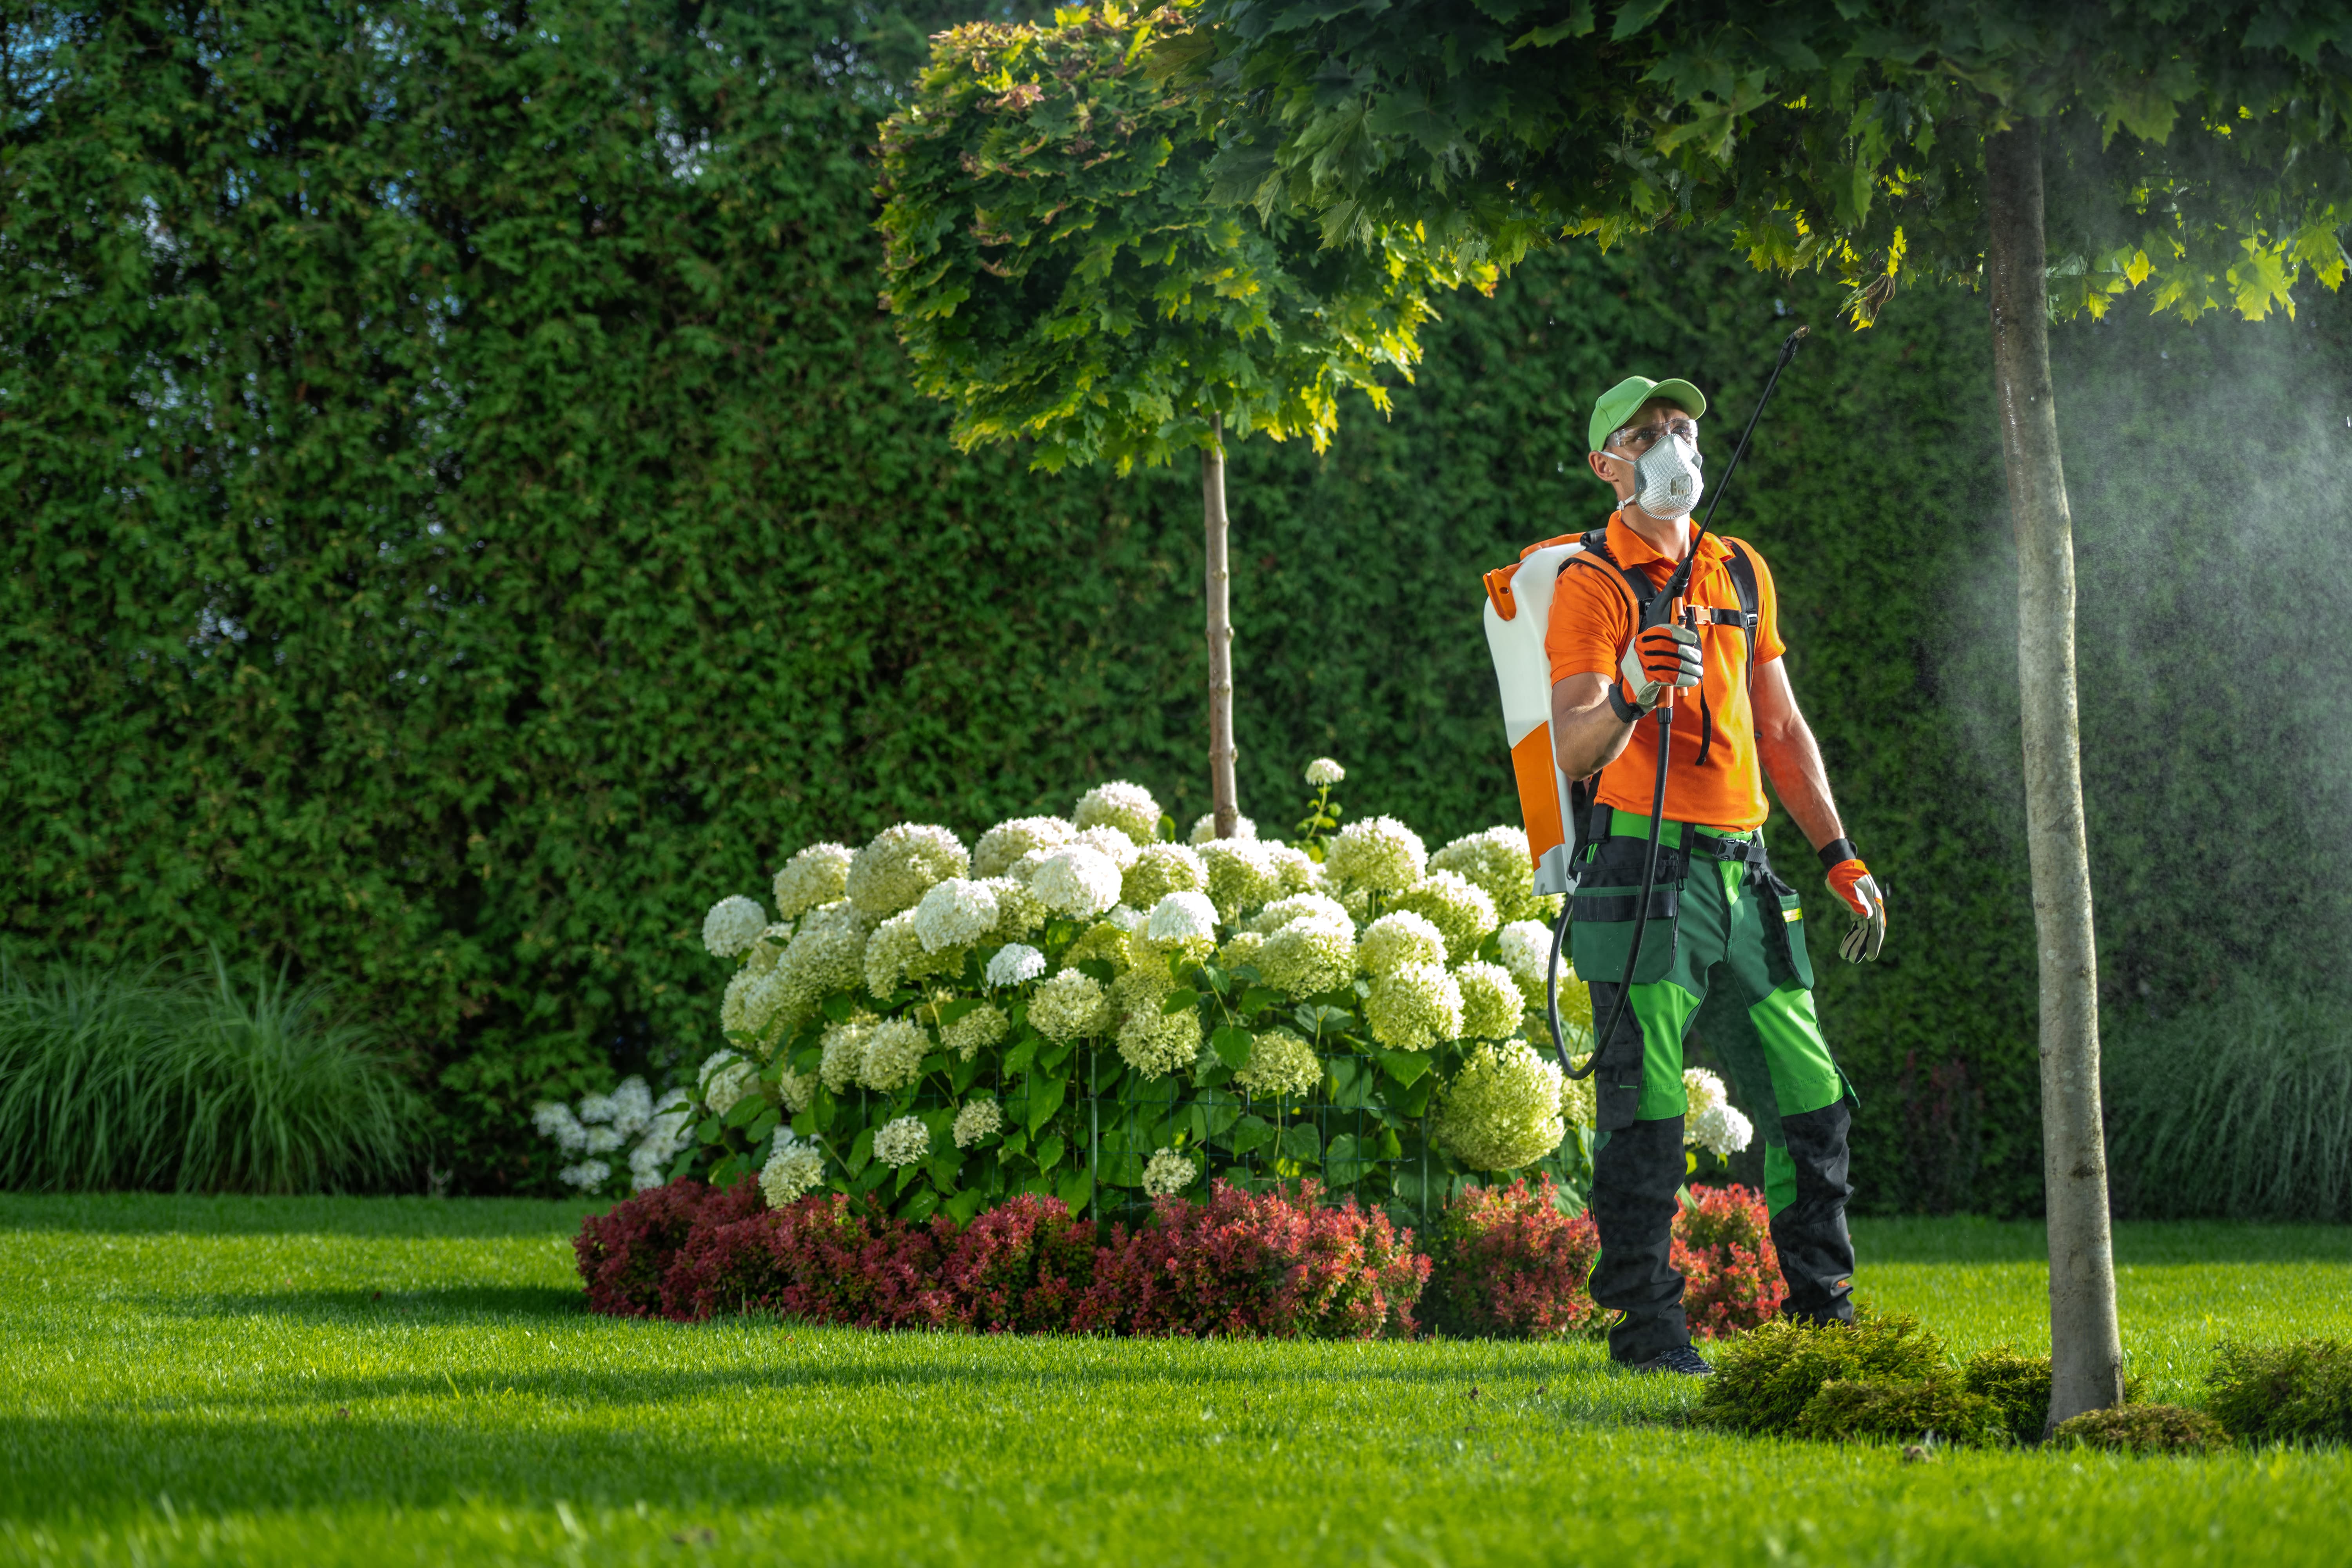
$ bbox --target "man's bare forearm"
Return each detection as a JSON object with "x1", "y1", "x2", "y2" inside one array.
[
  {"x1": 1550, "y1": 673, "x2": 1639, "y2": 781},
  {"x1": 1758, "y1": 723, "x2": 1845, "y2": 851}
]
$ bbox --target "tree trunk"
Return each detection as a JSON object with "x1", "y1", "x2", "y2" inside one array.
[
  {"x1": 1984, "y1": 120, "x2": 2125, "y2": 1434},
  {"x1": 1202, "y1": 415, "x2": 1239, "y2": 839}
]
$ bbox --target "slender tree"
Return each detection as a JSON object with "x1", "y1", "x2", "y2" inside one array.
[
  {"x1": 1174, "y1": 0, "x2": 2352, "y2": 1425},
  {"x1": 875, "y1": 3, "x2": 1486, "y2": 836}
]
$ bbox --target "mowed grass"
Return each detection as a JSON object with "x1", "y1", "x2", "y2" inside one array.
[{"x1": 2, "y1": 1196, "x2": 2347, "y2": 1567}]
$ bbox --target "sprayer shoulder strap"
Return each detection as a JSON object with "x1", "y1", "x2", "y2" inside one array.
[
  {"x1": 1722, "y1": 541, "x2": 1760, "y2": 680},
  {"x1": 1561, "y1": 528, "x2": 1659, "y2": 630}
]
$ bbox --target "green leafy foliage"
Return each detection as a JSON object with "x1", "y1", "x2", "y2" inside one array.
[
  {"x1": 0, "y1": 953, "x2": 426, "y2": 1192},
  {"x1": 876, "y1": 3, "x2": 1488, "y2": 471},
  {"x1": 1695, "y1": 1311, "x2": 1952, "y2": 1436},
  {"x1": 1789, "y1": 1374, "x2": 2003, "y2": 1446},
  {"x1": 2051, "y1": 1403, "x2": 2228, "y2": 1455},
  {"x1": 1181, "y1": 1, "x2": 2352, "y2": 325},
  {"x1": 2203, "y1": 1339, "x2": 2352, "y2": 1444},
  {"x1": 1960, "y1": 1345, "x2": 2056, "y2": 1445}
]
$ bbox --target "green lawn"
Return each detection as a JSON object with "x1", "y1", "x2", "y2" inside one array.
[{"x1": 2, "y1": 1195, "x2": 2347, "y2": 1566}]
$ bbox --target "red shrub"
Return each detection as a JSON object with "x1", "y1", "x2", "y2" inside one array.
[
  {"x1": 1427, "y1": 1176, "x2": 1605, "y2": 1339},
  {"x1": 940, "y1": 1194, "x2": 1098, "y2": 1332},
  {"x1": 1672, "y1": 1183, "x2": 1786, "y2": 1339},
  {"x1": 659, "y1": 1193, "x2": 964, "y2": 1327},
  {"x1": 1077, "y1": 1180, "x2": 1428, "y2": 1339},
  {"x1": 573, "y1": 1180, "x2": 724, "y2": 1318}
]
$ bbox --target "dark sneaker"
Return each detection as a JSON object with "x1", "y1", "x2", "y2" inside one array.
[{"x1": 1625, "y1": 1345, "x2": 1714, "y2": 1377}]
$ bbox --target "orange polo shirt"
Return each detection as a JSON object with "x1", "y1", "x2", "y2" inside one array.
[{"x1": 1544, "y1": 513, "x2": 1787, "y2": 831}]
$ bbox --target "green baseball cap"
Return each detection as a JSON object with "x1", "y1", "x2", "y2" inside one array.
[{"x1": 1587, "y1": 374, "x2": 1707, "y2": 454}]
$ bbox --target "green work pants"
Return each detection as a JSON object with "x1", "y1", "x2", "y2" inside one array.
[{"x1": 1570, "y1": 809, "x2": 1857, "y2": 1359}]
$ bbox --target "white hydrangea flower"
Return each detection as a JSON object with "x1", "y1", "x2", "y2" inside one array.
[
  {"x1": 1691, "y1": 1099, "x2": 1754, "y2": 1158},
  {"x1": 982, "y1": 877, "x2": 1045, "y2": 942},
  {"x1": 1073, "y1": 780, "x2": 1163, "y2": 846},
  {"x1": 1030, "y1": 969, "x2": 1110, "y2": 1041},
  {"x1": 607, "y1": 1078, "x2": 654, "y2": 1139},
  {"x1": 863, "y1": 910, "x2": 925, "y2": 999},
  {"x1": 986, "y1": 942, "x2": 1047, "y2": 987},
  {"x1": 1187, "y1": 813, "x2": 1258, "y2": 844},
  {"x1": 1031, "y1": 846, "x2": 1125, "y2": 919},
  {"x1": 1365, "y1": 960, "x2": 1464, "y2": 1051},
  {"x1": 1558, "y1": 1062, "x2": 1596, "y2": 1132},
  {"x1": 872, "y1": 1115, "x2": 932, "y2": 1168},
  {"x1": 767, "y1": 900, "x2": 873, "y2": 1025},
  {"x1": 941, "y1": 1003, "x2": 1009, "y2": 1059},
  {"x1": 1388, "y1": 870, "x2": 1499, "y2": 963},
  {"x1": 1198, "y1": 838, "x2": 1283, "y2": 921},
  {"x1": 583, "y1": 1124, "x2": 624, "y2": 1155},
  {"x1": 952, "y1": 1098, "x2": 1005, "y2": 1149},
  {"x1": 558, "y1": 1159, "x2": 613, "y2": 1191},
  {"x1": 759, "y1": 1135, "x2": 828, "y2": 1207},
  {"x1": 1234, "y1": 1027, "x2": 1321, "y2": 1099},
  {"x1": 1216, "y1": 930, "x2": 1265, "y2": 971},
  {"x1": 702, "y1": 1059, "x2": 758, "y2": 1119},
  {"x1": 1359, "y1": 911, "x2": 1446, "y2": 978},
  {"x1": 1684, "y1": 1066, "x2": 1728, "y2": 1120},
  {"x1": 1432, "y1": 1041, "x2": 1567, "y2": 1171},
  {"x1": 633, "y1": 1086, "x2": 693, "y2": 1176},
  {"x1": 1496, "y1": 918, "x2": 1554, "y2": 1004},
  {"x1": 1305, "y1": 757, "x2": 1346, "y2": 786},
  {"x1": 1105, "y1": 902, "x2": 1148, "y2": 933},
  {"x1": 1141, "y1": 1147, "x2": 1198, "y2": 1198},
  {"x1": 702, "y1": 895, "x2": 768, "y2": 958},
  {"x1": 1256, "y1": 912, "x2": 1356, "y2": 998},
  {"x1": 972, "y1": 816, "x2": 1075, "y2": 878},
  {"x1": 913, "y1": 877, "x2": 999, "y2": 953},
  {"x1": 1264, "y1": 843, "x2": 1322, "y2": 897},
  {"x1": 1322, "y1": 814, "x2": 1427, "y2": 894},
  {"x1": 1248, "y1": 892, "x2": 1352, "y2": 935},
  {"x1": 1455, "y1": 960, "x2": 1524, "y2": 1040},
  {"x1": 1071, "y1": 824, "x2": 1143, "y2": 868},
  {"x1": 1118, "y1": 1001, "x2": 1200, "y2": 1080},
  {"x1": 845, "y1": 824, "x2": 970, "y2": 919},
  {"x1": 531, "y1": 1100, "x2": 589, "y2": 1153},
  {"x1": 818, "y1": 1016, "x2": 875, "y2": 1093},
  {"x1": 856, "y1": 1017, "x2": 931, "y2": 1093},
  {"x1": 1431, "y1": 826, "x2": 1548, "y2": 922},
  {"x1": 577, "y1": 1090, "x2": 616, "y2": 1123},
  {"x1": 771, "y1": 843, "x2": 855, "y2": 920},
  {"x1": 1060, "y1": 920, "x2": 1132, "y2": 976},
  {"x1": 1145, "y1": 890, "x2": 1218, "y2": 945},
  {"x1": 1122, "y1": 842, "x2": 1208, "y2": 910}
]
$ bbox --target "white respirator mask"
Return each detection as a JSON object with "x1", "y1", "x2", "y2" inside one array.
[{"x1": 1619, "y1": 433, "x2": 1704, "y2": 519}]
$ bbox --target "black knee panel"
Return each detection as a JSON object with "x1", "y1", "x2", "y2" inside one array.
[
  {"x1": 1772, "y1": 1099, "x2": 1856, "y2": 1325},
  {"x1": 1590, "y1": 1115, "x2": 1690, "y2": 1360}
]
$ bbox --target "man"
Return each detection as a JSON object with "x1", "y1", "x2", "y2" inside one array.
[{"x1": 1546, "y1": 372, "x2": 1887, "y2": 1376}]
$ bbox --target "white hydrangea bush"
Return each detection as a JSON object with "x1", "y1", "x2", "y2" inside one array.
[{"x1": 622, "y1": 764, "x2": 1759, "y2": 1225}]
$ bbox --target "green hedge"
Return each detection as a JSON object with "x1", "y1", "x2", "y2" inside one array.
[{"x1": 9, "y1": 0, "x2": 2350, "y2": 1207}]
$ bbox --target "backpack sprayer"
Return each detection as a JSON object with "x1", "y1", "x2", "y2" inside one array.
[{"x1": 1481, "y1": 327, "x2": 1809, "y2": 1077}]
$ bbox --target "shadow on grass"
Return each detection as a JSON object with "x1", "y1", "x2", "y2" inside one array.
[
  {"x1": 0, "y1": 1192, "x2": 599, "y2": 1238},
  {"x1": 142, "y1": 1284, "x2": 591, "y2": 1324},
  {"x1": 1853, "y1": 1216, "x2": 2352, "y2": 1267}
]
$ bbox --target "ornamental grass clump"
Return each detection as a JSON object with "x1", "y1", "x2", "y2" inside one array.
[{"x1": 2203, "y1": 1338, "x2": 2352, "y2": 1444}]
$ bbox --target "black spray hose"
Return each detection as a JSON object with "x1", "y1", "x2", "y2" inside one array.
[{"x1": 1550, "y1": 325, "x2": 1809, "y2": 1079}]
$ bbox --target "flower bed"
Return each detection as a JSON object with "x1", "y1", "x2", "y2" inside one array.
[
  {"x1": 534, "y1": 762, "x2": 1760, "y2": 1230},
  {"x1": 575, "y1": 1175, "x2": 1786, "y2": 1341},
  {"x1": 577, "y1": 1176, "x2": 1427, "y2": 1338}
]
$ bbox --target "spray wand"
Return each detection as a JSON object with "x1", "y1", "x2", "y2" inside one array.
[{"x1": 1549, "y1": 325, "x2": 1809, "y2": 1079}]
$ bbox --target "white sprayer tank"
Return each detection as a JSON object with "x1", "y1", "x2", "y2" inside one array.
[{"x1": 1481, "y1": 538, "x2": 1591, "y2": 897}]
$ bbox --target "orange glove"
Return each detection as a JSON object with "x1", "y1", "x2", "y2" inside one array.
[
  {"x1": 1612, "y1": 623, "x2": 1702, "y2": 716},
  {"x1": 1826, "y1": 858, "x2": 1886, "y2": 963}
]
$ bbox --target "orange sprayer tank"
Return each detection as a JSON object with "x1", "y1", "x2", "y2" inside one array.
[{"x1": 1482, "y1": 537, "x2": 1591, "y2": 896}]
